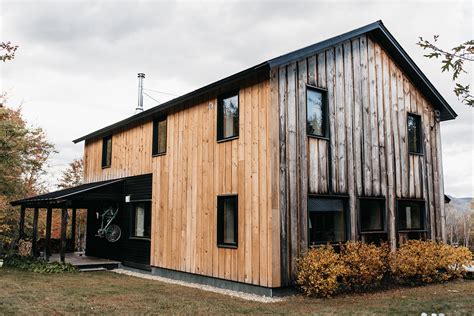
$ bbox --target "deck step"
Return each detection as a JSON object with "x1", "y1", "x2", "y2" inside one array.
[{"x1": 79, "y1": 267, "x2": 109, "y2": 272}]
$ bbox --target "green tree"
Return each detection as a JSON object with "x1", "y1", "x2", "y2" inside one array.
[{"x1": 417, "y1": 36, "x2": 473, "y2": 107}]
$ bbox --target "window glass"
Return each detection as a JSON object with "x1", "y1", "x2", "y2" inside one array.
[
  {"x1": 153, "y1": 117, "x2": 167, "y2": 155},
  {"x1": 308, "y1": 198, "x2": 346, "y2": 244},
  {"x1": 307, "y1": 88, "x2": 325, "y2": 137},
  {"x1": 217, "y1": 196, "x2": 238, "y2": 247},
  {"x1": 398, "y1": 201, "x2": 424, "y2": 230},
  {"x1": 408, "y1": 114, "x2": 422, "y2": 153},
  {"x1": 218, "y1": 94, "x2": 239, "y2": 140},
  {"x1": 131, "y1": 202, "x2": 151, "y2": 238},
  {"x1": 360, "y1": 199, "x2": 385, "y2": 232},
  {"x1": 102, "y1": 135, "x2": 112, "y2": 167}
]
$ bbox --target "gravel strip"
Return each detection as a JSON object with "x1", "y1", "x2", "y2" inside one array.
[{"x1": 111, "y1": 268, "x2": 285, "y2": 303}]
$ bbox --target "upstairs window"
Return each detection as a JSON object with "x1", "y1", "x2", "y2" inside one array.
[
  {"x1": 407, "y1": 113, "x2": 422, "y2": 154},
  {"x1": 306, "y1": 87, "x2": 327, "y2": 137},
  {"x1": 152, "y1": 117, "x2": 167, "y2": 155},
  {"x1": 217, "y1": 92, "x2": 239, "y2": 141},
  {"x1": 101, "y1": 135, "x2": 112, "y2": 168},
  {"x1": 359, "y1": 199, "x2": 385, "y2": 232},
  {"x1": 217, "y1": 195, "x2": 238, "y2": 247},
  {"x1": 130, "y1": 202, "x2": 151, "y2": 238},
  {"x1": 398, "y1": 200, "x2": 425, "y2": 231},
  {"x1": 308, "y1": 197, "x2": 346, "y2": 244}
]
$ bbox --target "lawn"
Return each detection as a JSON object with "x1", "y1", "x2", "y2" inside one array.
[{"x1": 0, "y1": 267, "x2": 473, "y2": 314}]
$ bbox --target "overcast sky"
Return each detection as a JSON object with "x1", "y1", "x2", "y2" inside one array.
[{"x1": 1, "y1": 0, "x2": 473, "y2": 197}]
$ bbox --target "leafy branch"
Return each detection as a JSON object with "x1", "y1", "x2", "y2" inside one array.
[
  {"x1": 417, "y1": 36, "x2": 473, "y2": 107},
  {"x1": 0, "y1": 42, "x2": 19, "y2": 62}
]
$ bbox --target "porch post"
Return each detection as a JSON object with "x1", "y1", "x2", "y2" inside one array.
[
  {"x1": 31, "y1": 207, "x2": 39, "y2": 257},
  {"x1": 45, "y1": 207, "x2": 52, "y2": 260},
  {"x1": 60, "y1": 205, "x2": 68, "y2": 263},
  {"x1": 71, "y1": 208, "x2": 77, "y2": 252},
  {"x1": 18, "y1": 205, "x2": 26, "y2": 240}
]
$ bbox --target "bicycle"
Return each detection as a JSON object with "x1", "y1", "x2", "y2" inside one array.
[{"x1": 96, "y1": 205, "x2": 121, "y2": 242}]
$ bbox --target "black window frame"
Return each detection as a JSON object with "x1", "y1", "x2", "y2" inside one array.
[
  {"x1": 397, "y1": 199, "x2": 427, "y2": 232},
  {"x1": 129, "y1": 201, "x2": 152, "y2": 239},
  {"x1": 101, "y1": 135, "x2": 112, "y2": 168},
  {"x1": 152, "y1": 116, "x2": 167, "y2": 156},
  {"x1": 217, "y1": 195, "x2": 238, "y2": 248},
  {"x1": 407, "y1": 113, "x2": 423, "y2": 155},
  {"x1": 217, "y1": 91, "x2": 239, "y2": 142},
  {"x1": 358, "y1": 197, "x2": 387, "y2": 234},
  {"x1": 307, "y1": 195, "x2": 349, "y2": 246},
  {"x1": 306, "y1": 85, "x2": 329, "y2": 139}
]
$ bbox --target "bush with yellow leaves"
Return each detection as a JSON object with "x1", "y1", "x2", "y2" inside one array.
[
  {"x1": 389, "y1": 240, "x2": 471, "y2": 284},
  {"x1": 296, "y1": 245, "x2": 347, "y2": 297},
  {"x1": 340, "y1": 241, "x2": 389, "y2": 290}
]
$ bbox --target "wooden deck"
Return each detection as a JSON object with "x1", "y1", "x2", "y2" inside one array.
[{"x1": 49, "y1": 252, "x2": 120, "y2": 270}]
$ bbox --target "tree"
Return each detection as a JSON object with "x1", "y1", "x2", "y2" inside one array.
[
  {"x1": 417, "y1": 36, "x2": 473, "y2": 107},
  {"x1": 1, "y1": 41, "x2": 18, "y2": 62},
  {"x1": 57, "y1": 158, "x2": 84, "y2": 189}
]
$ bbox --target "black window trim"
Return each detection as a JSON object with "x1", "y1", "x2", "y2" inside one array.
[
  {"x1": 307, "y1": 194, "x2": 350, "y2": 246},
  {"x1": 129, "y1": 201, "x2": 151, "y2": 240},
  {"x1": 217, "y1": 194, "x2": 238, "y2": 249},
  {"x1": 152, "y1": 115, "x2": 167, "y2": 156},
  {"x1": 396, "y1": 198, "x2": 428, "y2": 232},
  {"x1": 358, "y1": 197, "x2": 387, "y2": 234},
  {"x1": 306, "y1": 84, "x2": 329, "y2": 139},
  {"x1": 101, "y1": 134, "x2": 112, "y2": 169},
  {"x1": 407, "y1": 112, "x2": 423, "y2": 155},
  {"x1": 216, "y1": 90, "x2": 240, "y2": 142}
]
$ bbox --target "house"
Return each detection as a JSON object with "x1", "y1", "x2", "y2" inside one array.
[{"x1": 11, "y1": 20, "x2": 456, "y2": 296}]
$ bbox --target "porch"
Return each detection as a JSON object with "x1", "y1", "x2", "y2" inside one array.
[{"x1": 49, "y1": 252, "x2": 120, "y2": 271}]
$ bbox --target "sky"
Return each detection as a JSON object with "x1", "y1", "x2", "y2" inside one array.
[{"x1": 1, "y1": 0, "x2": 473, "y2": 197}]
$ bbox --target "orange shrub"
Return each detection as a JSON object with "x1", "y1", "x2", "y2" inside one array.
[
  {"x1": 340, "y1": 241, "x2": 389, "y2": 290},
  {"x1": 389, "y1": 240, "x2": 471, "y2": 284},
  {"x1": 296, "y1": 245, "x2": 347, "y2": 297}
]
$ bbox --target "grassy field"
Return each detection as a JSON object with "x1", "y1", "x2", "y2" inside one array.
[{"x1": 0, "y1": 267, "x2": 473, "y2": 314}]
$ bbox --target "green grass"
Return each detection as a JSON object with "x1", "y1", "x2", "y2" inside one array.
[{"x1": 0, "y1": 267, "x2": 473, "y2": 314}]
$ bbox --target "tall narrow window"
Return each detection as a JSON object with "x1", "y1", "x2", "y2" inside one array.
[
  {"x1": 407, "y1": 113, "x2": 422, "y2": 154},
  {"x1": 308, "y1": 197, "x2": 346, "y2": 244},
  {"x1": 217, "y1": 195, "x2": 238, "y2": 247},
  {"x1": 359, "y1": 199, "x2": 385, "y2": 232},
  {"x1": 307, "y1": 87, "x2": 327, "y2": 137},
  {"x1": 398, "y1": 200, "x2": 425, "y2": 231},
  {"x1": 101, "y1": 135, "x2": 112, "y2": 168},
  {"x1": 217, "y1": 92, "x2": 239, "y2": 141},
  {"x1": 152, "y1": 117, "x2": 167, "y2": 155},
  {"x1": 130, "y1": 202, "x2": 151, "y2": 238}
]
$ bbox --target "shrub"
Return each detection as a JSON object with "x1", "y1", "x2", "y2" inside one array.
[
  {"x1": 340, "y1": 241, "x2": 389, "y2": 290},
  {"x1": 389, "y1": 240, "x2": 471, "y2": 284},
  {"x1": 4, "y1": 255, "x2": 77, "y2": 274},
  {"x1": 296, "y1": 245, "x2": 347, "y2": 297}
]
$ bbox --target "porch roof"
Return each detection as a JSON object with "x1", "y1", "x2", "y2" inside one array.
[{"x1": 10, "y1": 178, "x2": 125, "y2": 208}]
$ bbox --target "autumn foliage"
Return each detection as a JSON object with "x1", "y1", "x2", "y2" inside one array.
[{"x1": 296, "y1": 241, "x2": 471, "y2": 297}]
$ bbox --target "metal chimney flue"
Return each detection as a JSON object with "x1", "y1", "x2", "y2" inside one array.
[{"x1": 136, "y1": 73, "x2": 145, "y2": 113}]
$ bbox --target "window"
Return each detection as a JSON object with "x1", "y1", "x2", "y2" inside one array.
[
  {"x1": 306, "y1": 87, "x2": 327, "y2": 137},
  {"x1": 130, "y1": 202, "x2": 151, "y2": 238},
  {"x1": 308, "y1": 197, "x2": 346, "y2": 244},
  {"x1": 101, "y1": 135, "x2": 112, "y2": 168},
  {"x1": 217, "y1": 195, "x2": 238, "y2": 247},
  {"x1": 398, "y1": 200, "x2": 425, "y2": 231},
  {"x1": 359, "y1": 199, "x2": 385, "y2": 232},
  {"x1": 217, "y1": 92, "x2": 239, "y2": 141},
  {"x1": 152, "y1": 117, "x2": 167, "y2": 155},
  {"x1": 407, "y1": 113, "x2": 422, "y2": 154}
]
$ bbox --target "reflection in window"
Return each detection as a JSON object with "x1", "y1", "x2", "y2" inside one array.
[
  {"x1": 307, "y1": 88, "x2": 326, "y2": 137},
  {"x1": 153, "y1": 117, "x2": 167, "y2": 155},
  {"x1": 308, "y1": 198, "x2": 346, "y2": 244},
  {"x1": 218, "y1": 93, "x2": 239, "y2": 140},
  {"x1": 398, "y1": 200, "x2": 424, "y2": 230},
  {"x1": 360, "y1": 199, "x2": 385, "y2": 232},
  {"x1": 217, "y1": 195, "x2": 238, "y2": 247},
  {"x1": 131, "y1": 202, "x2": 151, "y2": 238},
  {"x1": 408, "y1": 113, "x2": 422, "y2": 154},
  {"x1": 102, "y1": 135, "x2": 112, "y2": 167}
]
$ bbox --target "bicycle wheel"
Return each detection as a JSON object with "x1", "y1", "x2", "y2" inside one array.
[{"x1": 105, "y1": 224, "x2": 121, "y2": 242}]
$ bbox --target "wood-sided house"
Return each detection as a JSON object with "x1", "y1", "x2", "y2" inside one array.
[{"x1": 11, "y1": 21, "x2": 456, "y2": 295}]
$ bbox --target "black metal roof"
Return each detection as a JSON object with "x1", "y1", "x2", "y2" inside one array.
[
  {"x1": 10, "y1": 178, "x2": 124, "y2": 207},
  {"x1": 73, "y1": 20, "x2": 456, "y2": 144}
]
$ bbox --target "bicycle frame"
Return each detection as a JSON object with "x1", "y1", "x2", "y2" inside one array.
[{"x1": 97, "y1": 205, "x2": 119, "y2": 236}]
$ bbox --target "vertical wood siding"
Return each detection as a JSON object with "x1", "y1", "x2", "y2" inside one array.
[
  {"x1": 83, "y1": 79, "x2": 281, "y2": 287},
  {"x1": 275, "y1": 35, "x2": 446, "y2": 283}
]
